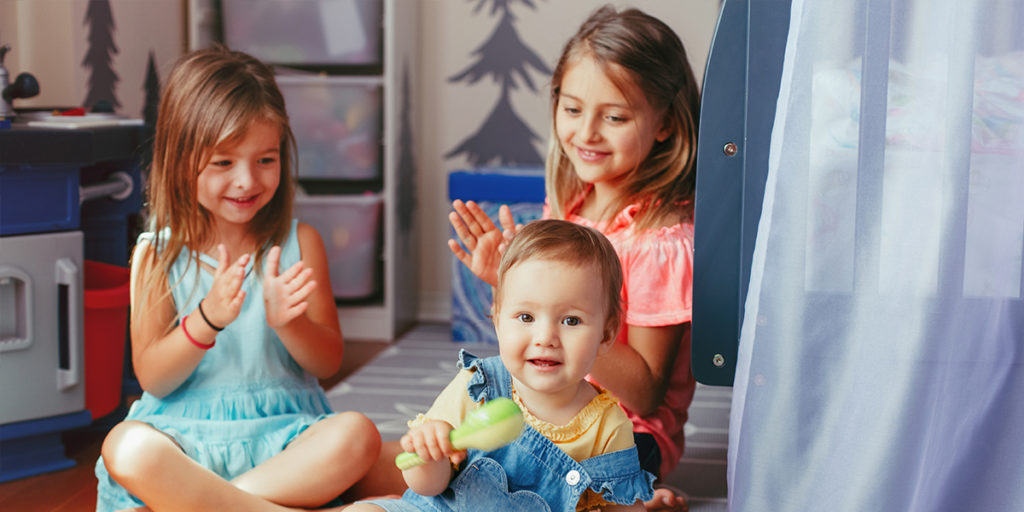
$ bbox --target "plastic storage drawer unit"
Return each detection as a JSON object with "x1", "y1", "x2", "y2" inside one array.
[
  {"x1": 223, "y1": 0, "x2": 382, "y2": 65},
  {"x1": 293, "y1": 193, "x2": 382, "y2": 299},
  {"x1": 278, "y1": 75, "x2": 382, "y2": 182}
]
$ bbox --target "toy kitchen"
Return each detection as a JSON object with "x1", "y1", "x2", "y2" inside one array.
[{"x1": 0, "y1": 43, "x2": 144, "y2": 482}]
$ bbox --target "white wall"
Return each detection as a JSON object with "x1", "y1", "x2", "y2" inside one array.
[
  {"x1": 413, "y1": 0, "x2": 721, "y2": 321},
  {"x1": 0, "y1": 0, "x2": 184, "y2": 117}
]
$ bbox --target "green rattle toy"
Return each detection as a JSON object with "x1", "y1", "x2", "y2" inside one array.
[{"x1": 395, "y1": 397, "x2": 525, "y2": 470}]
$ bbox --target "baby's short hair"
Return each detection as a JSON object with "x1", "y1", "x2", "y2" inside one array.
[{"x1": 495, "y1": 219, "x2": 623, "y2": 340}]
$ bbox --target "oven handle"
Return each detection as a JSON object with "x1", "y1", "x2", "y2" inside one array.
[{"x1": 55, "y1": 258, "x2": 82, "y2": 390}]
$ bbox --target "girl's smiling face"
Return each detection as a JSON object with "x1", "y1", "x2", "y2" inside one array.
[
  {"x1": 555, "y1": 55, "x2": 669, "y2": 191},
  {"x1": 494, "y1": 257, "x2": 613, "y2": 410},
  {"x1": 196, "y1": 119, "x2": 282, "y2": 232}
]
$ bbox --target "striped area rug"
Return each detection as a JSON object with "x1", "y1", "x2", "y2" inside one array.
[{"x1": 326, "y1": 323, "x2": 728, "y2": 511}]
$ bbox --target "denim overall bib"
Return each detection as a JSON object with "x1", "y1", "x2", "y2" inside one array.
[{"x1": 365, "y1": 350, "x2": 654, "y2": 512}]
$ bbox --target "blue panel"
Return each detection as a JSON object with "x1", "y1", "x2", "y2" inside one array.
[
  {"x1": 0, "y1": 166, "x2": 80, "y2": 235},
  {"x1": 448, "y1": 167, "x2": 545, "y2": 203},
  {"x1": 741, "y1": 1, "x2": 792, "y2": 300},
  {"x1": 0, "y1": 410, "x2": 91, "y2": 483},
  {"x1": 692, "y1": 0, "x2": 791, "y2": 386},
  {"x1": 693, "y1": 0, "x2": 749, "y2": 386}
]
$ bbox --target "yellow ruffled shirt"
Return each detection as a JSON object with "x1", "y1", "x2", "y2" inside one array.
[{"x1": 410, "y1": 368, "x2": 637, "y2": 511}]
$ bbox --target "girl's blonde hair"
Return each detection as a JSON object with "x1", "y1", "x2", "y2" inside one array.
[
  {"x1": 494, "y1": 219, "x2": 624, "y2": 343},
  {"x1": 135, "y1": 46, "x2": 296, "y2": 325},
  {"x1": 545, "y1": 5, "x2": 700, "y2": 231}
]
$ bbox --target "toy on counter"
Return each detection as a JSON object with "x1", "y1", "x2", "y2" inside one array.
[
  {"x1": 0, "y1": 44, "x2": 40, "y2": 119},
  {"x1": 394, "y1": 397, "x2": 524, "y2": 470}
]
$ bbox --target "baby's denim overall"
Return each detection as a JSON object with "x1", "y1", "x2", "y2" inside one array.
[{"x1": 361, "y1": 350, "x2": 655, "y2": 512}]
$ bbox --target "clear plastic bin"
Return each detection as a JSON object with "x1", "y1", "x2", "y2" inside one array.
[
  {"x1": 278, "y1": 75, "x2": 382, "y2": 181},
  {"x1": 222, "y1": 0, "x2": 382, "y2": 65},
  {"x1": 294, "y1": 193, "x2": 382, "y2": 299}
]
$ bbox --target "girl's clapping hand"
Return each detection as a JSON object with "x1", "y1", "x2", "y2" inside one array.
[
  {"x1": 262, "y1": 245, "x2": 316, "y2": 329},
  {"x1": 447, "y1": 199, "x2": 518, "y2": 287},
  {"x1": 204, "y1": 244, "x2": 248, "y2": 328}
]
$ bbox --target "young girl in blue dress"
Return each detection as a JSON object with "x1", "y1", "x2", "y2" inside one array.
[
  {"x1": 350, "y1": 220, "x2": 653, "y2": 512},
  {"x1": 95, "y1": 47, "x2": 380, "y2": 511}
]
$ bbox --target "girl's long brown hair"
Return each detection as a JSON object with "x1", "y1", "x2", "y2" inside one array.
[
  {"x1": 545, "y1": 5, "x2": 700, "y2": 231},
  {"x1": 134, "y1": 46, "x2": 296, "y2": 327}
]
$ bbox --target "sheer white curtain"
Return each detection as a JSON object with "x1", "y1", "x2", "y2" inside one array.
[{"x1": 728, "y1": 0, "x2": 1024, "y2": 510}]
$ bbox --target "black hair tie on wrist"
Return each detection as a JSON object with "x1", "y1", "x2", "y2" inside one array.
[{"x1": 198, "y1": 299, "x2": 225, "y2": 331}]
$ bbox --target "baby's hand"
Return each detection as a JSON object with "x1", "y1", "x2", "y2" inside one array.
[
  {"x1": 262, "y1": 245, "x2": 316, "y2": 329},
  {"x1": 400, "y1": 420, "x2": 465, "y2": 467},
  {"x1": 203, "y1": 244, "x2": 248, "y2": 328}
]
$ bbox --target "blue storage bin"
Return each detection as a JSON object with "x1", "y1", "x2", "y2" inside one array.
[
  {"x1": 0, "y1": 165, "x2": 80, "y2": 236},
  {"x1": 448, "y1": 168, "x2": 545, "y2": 344}
]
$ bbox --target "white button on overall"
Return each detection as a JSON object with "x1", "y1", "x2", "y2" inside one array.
[{"x1": 565, "y1": 469, "x2": 581, "y2": 486}]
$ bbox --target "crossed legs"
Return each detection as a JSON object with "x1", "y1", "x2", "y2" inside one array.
[{"x1": 102, "y1": 412, "x2": 380, "y2": 511}]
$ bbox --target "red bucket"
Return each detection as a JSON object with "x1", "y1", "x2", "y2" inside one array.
[{"x1": 84, "y1": 261, "x2": 131, "y2": 420}]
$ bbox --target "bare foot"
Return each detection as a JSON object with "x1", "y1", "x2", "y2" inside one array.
[{"x1": 644, "y1": 487, "x2": 689, "y2": 512}]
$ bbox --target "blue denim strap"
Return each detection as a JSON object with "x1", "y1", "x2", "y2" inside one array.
[{"x1": 458, "y1": 350, "x2": 514, "y2": 402}]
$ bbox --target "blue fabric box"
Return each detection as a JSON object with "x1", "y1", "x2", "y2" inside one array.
[{"x1": 448, "y1": 168, "x2": 545, "y2": 344}]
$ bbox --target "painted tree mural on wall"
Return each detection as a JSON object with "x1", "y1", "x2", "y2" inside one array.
[
  {"x1": 446, "y1": 0, "x2": 550, "y2": 167},
  {"x1": 142, "y1": 52, "x2": 160, "y2": 126},
  {"x1": 83, "y1": 0, "x2": 120, "y2": 110},
  {"x1": 140, "y1": 50, "x2": 161, "y2": 174}
]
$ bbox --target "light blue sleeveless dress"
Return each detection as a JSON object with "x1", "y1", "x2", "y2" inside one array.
[{"x1": 94, "y1": 219, "x2": 334, "y2": 511}]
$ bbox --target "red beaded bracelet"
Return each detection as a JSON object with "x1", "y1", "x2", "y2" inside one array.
[{"x1": 181, "y1": 314, "x2": 215, "y2": 350}]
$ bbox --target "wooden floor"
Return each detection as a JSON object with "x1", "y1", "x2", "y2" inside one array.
[{"x1": 0, "y1": 340, "x2": 390, "y2": 512}]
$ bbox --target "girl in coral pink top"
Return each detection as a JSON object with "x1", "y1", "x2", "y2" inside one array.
[{"x1": 448, "y1": 6, "x2": 699, "y2": 511}]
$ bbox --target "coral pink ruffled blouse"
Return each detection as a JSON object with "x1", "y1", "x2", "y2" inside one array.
[{"x1": 547, "y1": 195, "x2": 696, "y2": 478}]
